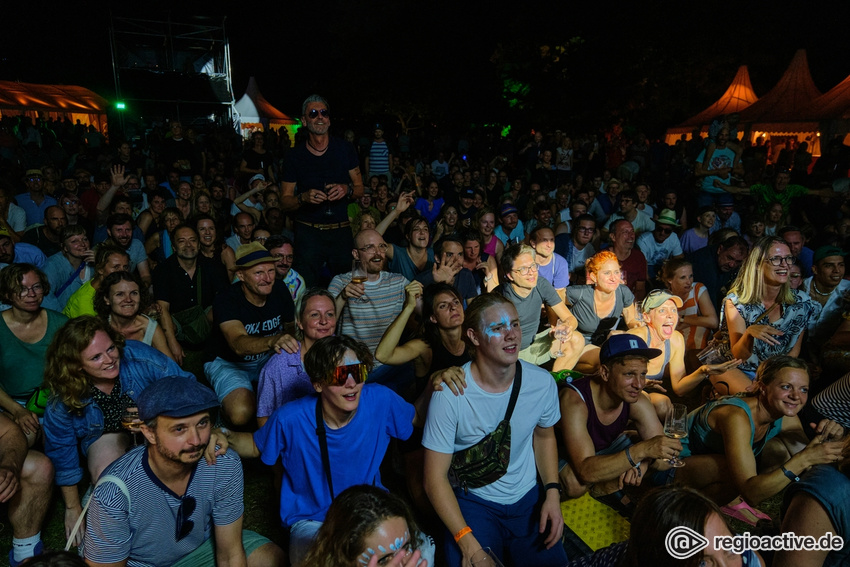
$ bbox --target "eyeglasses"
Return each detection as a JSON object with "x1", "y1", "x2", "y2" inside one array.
[
  {"x1": 327, "y1": 362, "x2": 368, "y2": 387},
  {"x1": 19, "y1": 284, "x2": 44, "y2": 297},
  {"x1": 273, "y1": 254, "x2": 294, "y2": 261},
  {"x1": 175, "y1": 495, "x2": 196, "y2": 541},
  {"x1": 357, "y1": 243, "x2": 389, "y2": 253},
  {"x1": 656, "y1": 226, "x2": 673, "y2": 235},
  {"x1": 765, "y1": 255, "x2": 795, "y2": 266},
  {"x1": 513, "y1": 263, "x2": 539, "y2": 275},
  {"x1": 577, "y1": 227, "x2": 595, "y2": 233},
  {"x1": 308, "y1": 108, "x2": 329, "y2": 119}
]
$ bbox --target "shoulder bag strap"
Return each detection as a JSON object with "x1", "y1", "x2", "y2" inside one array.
[
  {"x1": 315, "y1": 399, "x2": 334, "y2": 500},
  {"x1": 54, "y1": 262, "x2": 86, "y2": 298},
  {"x1": 65, "y1": 474, "x2": 131, "y2": 551},
  {"x1": 504, "y1": 361, "x2": 523, "y2": 422}
]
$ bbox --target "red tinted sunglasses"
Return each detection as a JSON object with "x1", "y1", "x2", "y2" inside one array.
[{"x1": 327, "y1": 363, "x2": 368, "y2": 386}]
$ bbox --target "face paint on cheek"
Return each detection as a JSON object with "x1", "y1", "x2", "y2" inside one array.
[
  {"x1": 484, "y1": 310, "x2": 513, "y2": 341},
  {"x1": 390, "y1": 531, "x2": 410, "y2": 552}
]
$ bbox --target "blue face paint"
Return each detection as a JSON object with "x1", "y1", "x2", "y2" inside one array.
[
  {"x1": 484, "y1": 309, "x2": 514, "y2": 341},
  {"x1": 389, "y1": 531, "x2": 410, "y2": 552},
  {"x1": 378, "y1": 545, "x2": 387, "y2": 554}
]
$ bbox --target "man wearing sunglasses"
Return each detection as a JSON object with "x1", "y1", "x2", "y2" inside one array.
[
  {"x1": 17, "y1": 169, "x2": 58, "y2": 227},
  {"x1": 209, "y1": 335, "x2": 440, "y2": 566},
  {"x1": 280, "y1": 95, "x2": 364, "y2": 287},
  {"x1": 636, "y1": 209, "x2": 684, "y2": 280},
  {"x1": 83, "y1": 377, "x2": 284, "y2": 567}
]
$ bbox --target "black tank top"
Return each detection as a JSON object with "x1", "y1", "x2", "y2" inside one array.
[{"x1": 430, "y1": 339, "x2": 470, "y2": 374}]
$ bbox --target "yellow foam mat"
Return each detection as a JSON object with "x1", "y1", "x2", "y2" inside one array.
[{"x1": 561, "y1": 493, "x2": 630, "y2": 551}]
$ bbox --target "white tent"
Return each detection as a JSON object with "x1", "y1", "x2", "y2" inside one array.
[{"x1": 234, "y1": 77, "x2": 298, "y2": 145}]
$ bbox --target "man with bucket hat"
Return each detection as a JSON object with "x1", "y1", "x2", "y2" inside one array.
[
  {"x1": 636, "y1": 208, "x2": 684, "y2": 280},
  {"x1": 204, "y1": 242, "x2": 296, "y2": 426},
  {"x1": 83, "y1": 377, "x2": 283, "y2": 566}
]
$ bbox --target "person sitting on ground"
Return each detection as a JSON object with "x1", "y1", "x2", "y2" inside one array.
[
  {"x1": 0, "y1": 411, "x2": 54, "y2": 566},
  {"x1": 567, "y1": 250, "x2": 641, "y2": 374},
  {"x1": 0, "y1": 264, "x2": 68, "y2": 445},
  {"x1": 558, "y1": 335, "x2": 679, "y2": 515},
  {"x1": 423, "y1": 293, "x2": 567, "y2": 567},
  {"x1": 498, "y1": 243, "x2": 584, "y2": 371},
  {"x1": 41, "y1": 225, "x2": 95, "y2": 312},
  {"x1": 205, "y1": 242, "x2": 297, "y2": 427},
  {"x1": 627, "y1": 289, "x2": 741, "y2": 410},
  {"x1": 82, "y1": 376, "x2": 285, "y2": 566},
  {"x1": 302, "y1": 485, "x2": 431, "y2": 567},
  {"x1": 42, "y1": 316, "x2": 192, "y2": 546},
  {"x1": 62, "y1": 245, "x2": 130, "y2": 319},
  {"x1": 711, "y1": 235, "x2": 820, "y2": 395},
  {"x1": 660, "y1": 258, "x2": 719, "y2": 371},
  {"x1": 256, "y1": 288, "x2": 337, "y2": 427},
  {"x1": 210, "y1": 335, "x2": 438, "y2": 567},
  {"x1": 94, "y1": 270, "x2": 173, "y2": 360},
  {"x1": 636, "y1": 209, "x2": 684, "y2": 281},
  {"x1": 678, "y1": 356, "x2": 844, "y2": 509}
]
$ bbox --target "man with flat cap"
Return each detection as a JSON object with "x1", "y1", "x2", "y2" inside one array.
[
  {"x1": 557, "y1": 334, "x2": 681, "y2": 514},
  {"x1": 83, "y1": 376, "x2": 284, "y2": 566}
]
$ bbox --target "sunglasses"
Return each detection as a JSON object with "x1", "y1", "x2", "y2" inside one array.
[
  {"x1": 656, "y1": 226, "x2": 673, "y2": 235},
  {"x1": 175, "y1": 495, "x2": 196, "y2": 541},
  {"x1": 327, "y1": 362, "x2": 368, "y2": 386},
  {"x1": 308, "y1": 108, "x2": 330, "y2": 119}
]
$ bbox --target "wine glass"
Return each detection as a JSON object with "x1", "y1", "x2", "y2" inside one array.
[
  {"x1": 664, "y1": 403, "x2": 688, "y2": 468},
  {"x1": 350, "y1": 259, "x2": 370, "y2": 302},
  {"x1": 553, "y1": 319, "x2": 568, "y2": 357},
  {"x1": 470, "y1": 548, "x2": 504, "y2": 567},
  {"x1": 122, "y1": 407, "x2": 143, "y2": 447}
]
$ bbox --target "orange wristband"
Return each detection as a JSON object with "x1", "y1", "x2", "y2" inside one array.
[{"x1": 454, "y1": 526, "x2": 472, "y2": 543}]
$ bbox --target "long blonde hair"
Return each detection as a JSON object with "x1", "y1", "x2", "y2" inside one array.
[
  {"x1": 728, "y1": 235, "x2": 796, "y2": 306},
  {"x1": 44, "y1": 316, "x2": 125, "y2": 411}
]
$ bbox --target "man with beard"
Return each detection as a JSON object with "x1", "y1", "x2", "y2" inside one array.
[
  {"x1": 328, "y1": 229, "x2": 408, "y2": 384},
  {"x1": 266, "y1": 235, "x2": 305, "y2": 305},
  {"x1": 22, "y1": 206, "x2": 66, "y2": 257},
  {"x1": 281, "y1": 95, "x2": 364, "y2": 287},
  {"x1": 205, "y1": 243, "x2": 297, "y2": 426},
  {"x1": 555, "y1": 214, "x2": 597, "y2": 284},
  {"x1": 104, "y1": 213, "x2": 151, "y2": 287},
  {"x1": 154, "y1": 225, "x2": 229, "y2": 366},
  {"x1": 82, "y1": 377, "x2": 284, "y2": 566}
]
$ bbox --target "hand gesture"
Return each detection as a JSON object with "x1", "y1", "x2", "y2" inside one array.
[
  {"x1": 702, "y1": 359, "x2": 743, "y2": 376},
  {"x1": 433, "y1": 253, "x2": 462, "y2": 284},
  {"x1": 747, "y1": 324, "x2": 784, "y2": 346},
  {"x1": 644, "y1": 379, "x2": 667, "y2": 393},
  {"x1": 404, "y1": 280, "x2": 423, "y2": 309},
  {"x1": 395, "y1": 190, "x2": 415, "y2": 213},
  {"x1": 110, "y1": 164, "x2": 128, "y2": 188}
]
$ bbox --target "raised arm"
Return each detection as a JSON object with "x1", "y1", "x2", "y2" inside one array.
[{"x1": 375, "y1": 281, "x2": 427, "y2": 365}]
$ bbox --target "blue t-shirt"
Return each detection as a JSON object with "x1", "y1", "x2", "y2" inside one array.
[{"x1": 253, "y1": 384, "x2": 414, "y2": 526}]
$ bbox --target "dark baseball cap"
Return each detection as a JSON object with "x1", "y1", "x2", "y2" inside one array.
[{"x1": 599, "y1": 334, "x2": 661, "y2": 365}]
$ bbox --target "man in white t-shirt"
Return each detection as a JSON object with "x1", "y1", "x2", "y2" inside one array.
[
  {"x1": 636, "y1": 208, "x2": 684, "y2": 279},
  {"x1": 423, "y1": 294, "x2": 567, "y2": 567}
]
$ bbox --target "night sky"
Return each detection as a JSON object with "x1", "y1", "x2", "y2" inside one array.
[{"x1": 3, "y1": 1, "x2": 850, "y2": 135}]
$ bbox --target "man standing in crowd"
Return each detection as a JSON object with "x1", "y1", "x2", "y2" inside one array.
[
  {"x1": 17, "y1": 169, "x2": 57, "y2": 227},
  {"x1": 365, "y1": 123, "x2": 393, "y2": 184},
  {"x1": 423, "y1": 294, "x2": 567, "y2": 567},
  {"x1": 83, "y1": 377, "x2": 284, "y2": 566},
  {"x1": 281, "y1": 95, "x2": 364, "y2": 286},
  {"x1": 205, "y1": 243, "x2": 296, "y2": 426},
  {"x1": 695, "y1": 126, "x2": 743, "y2": 208},
  {"x1": 22, "y1": 206, "x2": 66, "y2": 257}
]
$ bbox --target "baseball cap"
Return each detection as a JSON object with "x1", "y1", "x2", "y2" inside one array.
[
  {"x1": 641, "y1": 289, "x2": 684, "y2": 312},
  {"x1": 599, "y1": 334, "x2": 661, "y2": 365},
  {"x1": 249, "y1": 174, "x2": 265, "y2": 186},
  {"x1": 137, "y1": 376, "x2": 219, "y2": 421},
  {"x1": 813, "y1": 245, "x2": 846, "y2": 264},
  {"x1": 24, "y1": 169, "x2": 43, "y2": 179},
  {"x1": 235, "y1": 242, "x2": 275, "y2": 269},
  {"x1": 716, "y1": 194, "x2": 735, "y2": 207},
  {"x1": 461, "y1": 188, "x2": 476, "y2": 199},
  {"x1": 0, "y1": 226, "x2": 11, "y2": 240},
  {"x1": 500, "y1": 203, "x2": 519, "y2": 217}
]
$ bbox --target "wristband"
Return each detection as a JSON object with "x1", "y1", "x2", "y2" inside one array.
[
  {"x1": 454, "y1": 526, "x2": 472, "y2": 543},
  {"x1": 625, "y1": 446, "x2": 639, "y2": 469},
  {"x1": 544, "y1": 482, "x2": 561, "y2": 495},
  {"x1": 781, "y1": 465, "x2": 800, "y2": 483}
]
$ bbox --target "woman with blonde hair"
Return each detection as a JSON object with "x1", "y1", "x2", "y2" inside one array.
[
  {"x1": 42, "y1": 316, "x2": 191, "y2": 545},
  {"x1": 711, "y1": 235, "x2": 820, "y2": 395}
]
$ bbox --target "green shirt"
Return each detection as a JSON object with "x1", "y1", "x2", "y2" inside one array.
[
  {"x1": 748, "y1": 183, "x2": 808, "y2": 215},
  {"x1": 62, "y1": 279, "x2": 97, "y2": 318},
  {"x1": 0, "y1": 308, "x2": 68, "y2": 399}
]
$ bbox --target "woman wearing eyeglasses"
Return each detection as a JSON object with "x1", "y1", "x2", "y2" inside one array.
[
  {"x1": 711, "y1": 236, "x2": 821, "y2": 395},
  {"x1": 0, "y1": 263, "x2": 68, "y2": 442},
  {"x1": 209, "y1": 335, "x2": 437, "y2": 567}
]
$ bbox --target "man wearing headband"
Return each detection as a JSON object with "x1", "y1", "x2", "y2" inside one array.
[
  {"x1": 83, "y1": 377, "x2": 283, "y2": 566},
  {"x1": 280, "y1": 94, "x2": 364, "y2": 287},
  {"x1": 204, "y1": 242, "x2": 296, "y2": 426},
  {"x1": 209, "y1": 335, "x2": 438, "y2": 566}
]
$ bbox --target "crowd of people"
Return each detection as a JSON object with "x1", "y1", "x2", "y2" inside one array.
[{"x1": 2, "y1": 100, "x2": 850, "y2": 567}]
